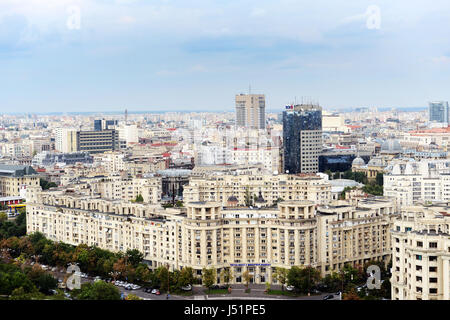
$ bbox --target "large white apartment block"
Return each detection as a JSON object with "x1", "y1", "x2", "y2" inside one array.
[
  {"x1": 183, "y1": 173, "x2": 332, "y2": 206},
  {"x1": 26, "y1": 186, "x2": 396, "y2": 282},
  {"x1": 384, "y1": 160, "x2": 450, "y2": 207}
]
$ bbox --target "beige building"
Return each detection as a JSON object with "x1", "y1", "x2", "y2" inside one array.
[
  {"x1": 26, "y1": 185, "x2": 397, "y2": 283},
  {"x1": 391, "y1": 203, "x2": 450, "y2": 300},
  {"x1": 235, "y1": 94, "x2": 266, "y2": 129},
  {"x1": 0, "y1": 165, "x2": 40, "y2": 197},
  {"x1": 183, "y1": 173, "x2": 332, "y2": 206},
  {"x1": 317, "y1": 198, "x2": 396, "y2": 275}
]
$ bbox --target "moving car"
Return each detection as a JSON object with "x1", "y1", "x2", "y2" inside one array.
[{"x1": 323, "y1": 294, "x2": 334, "y2": 300}]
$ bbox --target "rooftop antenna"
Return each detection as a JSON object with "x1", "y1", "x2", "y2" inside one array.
[
  {"x1": 125, "y1": 109, "x2": 128, "y2": 124},
  {"x1": 249, "y1": 84, "x2": 251, "y2": 95}
]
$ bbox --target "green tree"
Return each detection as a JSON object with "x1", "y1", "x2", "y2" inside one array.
[
  {"x1": 135, "y1": 263, "x2": 151, "y2": 282},
  {"x1": 39, "y1": 178, "x2": 57, "y2": 190},
  {"x1": 202, "y1": 267, "x2": 216, "y2": 291},
  {"x1": 287, "y1": 266, "x2": 321, "y2": 294},
  {"x1": 220, "y1": 268, "x2": 232, "y2": 287},
  {"x1": 375, "y1": 172, "x2": 384, "y2": 186},
  {"x1": 0, "y1": 212, "x2": 7, "y2": 223},
  {"x1": 156, "y1": 266, "x2": 170, "y2": 292},
  {"x1": 125, "y1": 249, "x2": 144, "y2": 268},
  {"x1": 244, "y1": 186, "x2": 253, "y2": 207},
  {"x1": 175, "y1": 200, "x2": 183, "y2": 207},
  {"x1": 76, "y1": 281, "x2": 121, "y2": 300},
  {"x1": 135, "y1": 194, "x2": 144, "y2": 203},
  {"x1": 323, "y1": 272, "x2": 341, "y2": 292},
  {"x1": 273, "y1": 267, "x2": 288, "y2": 290},
  {"x1": 35, "y1": 273, "x2": 58, "y2": 294},
  {"x1": 9, "y1": 287, "x2": 43, "y2": 300},
  {"x1": 362, "y1": 183, "x2": 383, "y2": 196},
  {"x1": 242, "y1": 270, "x2": 252, "y2": 289},
  {"x1": 179, "y1": 267, "x2": 195, "y2": 287}
]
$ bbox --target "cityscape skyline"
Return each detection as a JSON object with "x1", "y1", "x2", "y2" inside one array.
[{"x1": 1, "y1": 0, "x2": 450, "y2": 112}]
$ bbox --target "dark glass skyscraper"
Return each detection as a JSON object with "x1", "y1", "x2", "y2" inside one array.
[
  {"x1": 429, "y1": 101, "x2": 449, "y2": 123},
  {"x1": 283, "y1": 104, "x2": 322, "y2": 174},
  {"x1": 94, "y1": 119, "x2": 118, "y2": 131}
]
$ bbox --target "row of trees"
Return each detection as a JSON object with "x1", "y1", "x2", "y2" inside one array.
[
  {"x1": 271, "y1": 261, "x2": 391, "y2": 299},
  {"x1": 0, "y1": 231, "x2": 201, "y2": 294}
]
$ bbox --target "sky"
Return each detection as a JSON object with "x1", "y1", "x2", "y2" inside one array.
[{"x1": 1, "y1": 0, "x2": 450, "y2": 113}]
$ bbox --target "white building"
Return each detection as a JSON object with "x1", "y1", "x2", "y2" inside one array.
[
  {"x1": 384, "y1": 159, "x2": 450, "y2": 207},
  {"x1": 55, "y1": 128, "x2": 77, "y2": 153}
]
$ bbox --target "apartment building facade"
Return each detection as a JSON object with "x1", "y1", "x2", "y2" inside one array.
[
  {"x1": 391, "y1": 203, "x2": 450, "y2": 300},
  {"x1": 183, "y1": 173, "x2": 332, "y2": 206},
  {"x1": 384, "y1": 160, "x2": 450, "y2": 207},
  {"x1": 26, "y1": 187, "x2": 396, "y2": 283}
]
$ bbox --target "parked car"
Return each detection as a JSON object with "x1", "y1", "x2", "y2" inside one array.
[
  {"x1": 151, "y1": 289, "x2": 160, "y2": 295},
  {"x1": 323, "y1": 294, "x2": 334, "y2": 300},
  {"x1": 125, "y1": 285, "x2": 133, "y2": 290},
  {"x1": 285, "y1": 285, "x2": 295, "y2": 291},
  {"x1": 181, "y1": 284, "x2": 192, "y2": 291},
  {"x1": 143, "y1": 287, "x2": 153, "y2": 293}
]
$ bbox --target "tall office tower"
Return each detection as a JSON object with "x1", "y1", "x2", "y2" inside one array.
[
  {"x1": 235, "y1": 94, "x2": 266, "y2": 129},
  {"x1": 283, "y1": 104, "x2": 322, "y2": 174},
  {"x1": 55, "y1": 128, "x2": 77, "y2": 152},
  {"x1": 77, "y1": 130, "x2": 119, "y2": 154},
  {"x1": 94, "y1": 119, "x2": 118, "y2": 131},
  {"x1": 429, "y1": 101, "x2": 449, "y2": 123}
]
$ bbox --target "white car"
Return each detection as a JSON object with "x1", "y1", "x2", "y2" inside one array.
[
  {"x1": 181, "y1": 284, "x2": 192, "y2": 291},
  {"x1": 285, "y1": 285, "x2": 295, "y2": 291}
]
